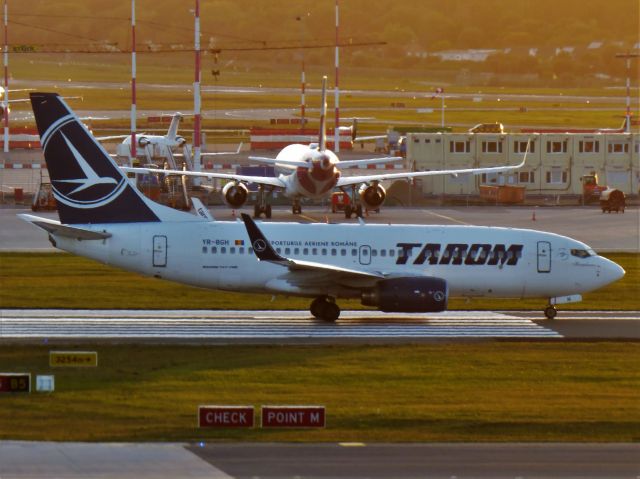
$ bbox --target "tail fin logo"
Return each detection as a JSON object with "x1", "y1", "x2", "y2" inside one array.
[{"x1": 50, "y1": 131, "x2": 127, "y2": 209}]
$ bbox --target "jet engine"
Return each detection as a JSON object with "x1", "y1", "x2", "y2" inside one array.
[
  {"x1": 137, "y1": 136, "x2": 150, "y2": 146},
  {"x1": 361, "y1": 277, "x2": 448, "y2": 313},
  {"x1": 222, "y1": 181, "x2": 249, "y2": 208},
  {"x1": 359, "y1": 182, "x2": 386, "y2": 210}
]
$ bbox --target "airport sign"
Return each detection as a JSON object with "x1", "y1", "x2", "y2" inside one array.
[
  {"x1": 0, "y1": 373, "x2": 31, "y2": 393},
  {"x1": 50, "y1": 351, "x2": 98, "y2": 367},
  {"x1": 198, "y1": 406, "x2": 254, "y2": 428},
  {"x1": 261, "y1": 406, "x2": 326, "y2": 428}
]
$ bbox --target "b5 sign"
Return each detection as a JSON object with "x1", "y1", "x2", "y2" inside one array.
[
  {"x1": 198, "y1": 406, "x2": 254, "y2": 428},
  {"x1": 261, "y1": 406, "x2": 325, "y2": 428}
]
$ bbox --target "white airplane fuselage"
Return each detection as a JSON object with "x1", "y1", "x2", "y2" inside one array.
[
  {"x1": 53, "y1": 220, "x2": 622, "y2": 301},
  {"x1": 274, "y1": 144, "x2": 341, "y2": 200}
]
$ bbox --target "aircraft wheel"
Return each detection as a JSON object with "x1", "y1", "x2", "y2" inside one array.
[
  {"x1": 310, "y1": 297, "x2": 340, "y2": 322},
  {"x1": 544, "y1": 305, "x2": 557, "y2": 320}
]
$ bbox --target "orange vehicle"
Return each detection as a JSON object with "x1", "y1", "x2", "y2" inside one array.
[
  {"x1": 580, "y1": 173, "x2": 607, "y2": 204},
  {"x1": 331, "y1": 191, "x2": 350, "y2": 213}
]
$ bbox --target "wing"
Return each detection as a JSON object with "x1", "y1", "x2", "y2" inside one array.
[
  {"x1": 95, "y1": 134, "x2": 130, "y2": 141},
  {"x1": 337, "y1": 156, "x2": 403, "y2": 168},
  {"x1": 241, "y1": 213, "x2": 384, "y2": 282},
  {"x1": 199, "y1": 142, "x2": 243, "y2": 156},
  {"x1": 120, "y1": 166, "x2": 285, "y2": 189},
  {"x1": 336, "y1": 156, "x2": 526, "y2": 188},
  {"x1": 18, "y1": 214, "x2": 112, "y2": 240},
  {"x1": 248, "y1": 156, "x2": 307, "y2": 169}
]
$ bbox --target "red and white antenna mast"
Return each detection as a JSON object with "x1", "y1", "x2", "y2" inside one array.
[
  {"x1": 333, "y1": 0, "x2": 340, "y2": 153},
  {"x1": 3, "y1": 0, "x2": 9, "y2": 153},
  {"x1": 130, "y1": 0, "x2": 136, "y2": 164},
  {"x1": 193, "y1": 0, "x2": 202, "y2": 182}
]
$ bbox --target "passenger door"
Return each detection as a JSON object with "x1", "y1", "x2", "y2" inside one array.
[
  {"x1": 537, "y1": 241, "x2": 551, "y2": 273},
  {"x1": 153, "y1": 235, "x2": 167, "y2": 267}
]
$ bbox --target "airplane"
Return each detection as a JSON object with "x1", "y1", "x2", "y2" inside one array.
[
  {"x1": 97, "y1": 113, "x2": 242, "y2": 168},
  {"x1": 122, "y1": 76, "x2": 527, "y2": 219},
  {"x1": 20, "y1": 92, "x2": 625, "y2": 321}
]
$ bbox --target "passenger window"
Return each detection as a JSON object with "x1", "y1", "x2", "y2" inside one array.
[
  {"x1": 212, "y1": 247, "x2": 217, "y2": 254},
  {"x1": 202, "y1": 247, "x2": 208, "y2": 254},
  {"x1": 351, "y1": 249, "x2": 357, "y2": 256},
  {"x1": 230, "y1": 247, "x2": 236, "y2": 254},
  {"x1": 380, "y1": 249, "x2": 386, "y2": 257},
  {"x1": 248, "y1": 247, "x2": 253, "y2": 254},
  {"x1": 341, "y1": 249, "x2": 347, "y2": 256},
  {"x1": 276, "y1": 248, "x2": 282, "y2": 254},
  {"x1": 285, "y1": 248, "x2": 291, "y2": 255},
  {"x1": 322, "y1": 248, "x2": 327, "y2": 256},
  {"x1": 371, "y1": 249, "x2": 377, "y2": 257},
  {"x1": 294, "y1": 248, "x2": 299, "y2": 255},
  {"x1": 239, "y1": 247, "x2": 245, "y2": 255},
  {"x1": 331, "y1": 248, "x2": 337, "y2": 256},
  {"x1": 312, "y1": 248, "x2": 318, "y2": 255},
  {"x1": 221, "y1": 247, "x2": 226, "y2": 254},
  {"x1": 389, "y1": 249, "x2": 395, "y2": 257},
  {"x1": 303, "y1": 248, "x2": 309, "y2": 255}
]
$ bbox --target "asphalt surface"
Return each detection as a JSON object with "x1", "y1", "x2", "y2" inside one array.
[
  {"x1": 1, "y1": 441, "x2": 637, "y2": 478},
  {"x1": 1, "y1": 309, "x2": 639, "y2": 343}
]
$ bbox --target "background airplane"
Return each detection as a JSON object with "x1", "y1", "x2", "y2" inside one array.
[
  {"x1": 97, "y1": 113, "x2": 241, "y2": 169},
  {"x1": 123, "y1": 77, "x2": 527, "y2": 219},
  {"x1": 22, "y1": 92, "x2": 625, "y2": 322}
]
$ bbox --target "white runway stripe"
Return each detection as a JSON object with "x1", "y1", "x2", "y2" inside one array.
[{"x1": 0, "y1": 309, "x2": 562, "y2": 339}]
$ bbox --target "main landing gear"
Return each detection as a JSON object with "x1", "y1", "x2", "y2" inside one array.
[
  {"x1": 344, "y1": 185, "x2": 364, "y2": 219},
  {"x1": 544, "y1": 305, "x2": 557, "y2": 320},
  {"x1": 292, "y1": 198, "x2": 302, "y2": 215},
  {"x1": 253, "y1": 185, "x2": 273, "y2": 219},
  {"x1": 310, "y1": 296, "x2": 340, "y2": 322}
]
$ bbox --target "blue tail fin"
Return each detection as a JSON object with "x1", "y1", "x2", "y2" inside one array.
[{"x1": 30, "y1": 92, "x2": 161, "y2": 224}]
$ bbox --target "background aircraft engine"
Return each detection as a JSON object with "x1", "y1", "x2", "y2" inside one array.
[
  {"x1": 175, "y1": 136, "x2": 187, "y2": 146},
  {"x1": 361, "y1": 277, "x2": 448, "y2": 312},
  {"x1": 137, "y1": 136, "x2": 150, "y2": 146},
  {"x1": 221, "y1": 182, "x2": 249, "y2": 208},
  {"x1": 359, "y1": 183, "x2": 386, "y2": 209}
]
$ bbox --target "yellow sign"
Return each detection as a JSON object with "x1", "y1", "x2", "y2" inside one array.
[{"x1": 49, "y1": 351, "x2": 98, "y2": 368}]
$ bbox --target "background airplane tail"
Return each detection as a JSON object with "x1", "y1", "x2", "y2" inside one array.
[
  {"x1": 30, "y1": 93, "x2": 189, "y2": 225},
  {"x1": 318, "y1": 76, "x2": 327, "y2": 151}
]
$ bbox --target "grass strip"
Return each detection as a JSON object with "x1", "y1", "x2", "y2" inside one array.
[{"x1": 0, "y1": 343, "x2": 638, "y2": 442}]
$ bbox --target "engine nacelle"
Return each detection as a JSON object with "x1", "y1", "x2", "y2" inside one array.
[
  {"x1": 137, "y1": 136, "x2": 150, "y2": 146},
  {"x1": 221, "y1": 182, "x2": 249, "y2": 208},
  {"x1": 361, "y1": 277, "x2": 448, "y2": 313},
  {"x1": 359, "y1": 183, "x2": 386, "y2": 209}
]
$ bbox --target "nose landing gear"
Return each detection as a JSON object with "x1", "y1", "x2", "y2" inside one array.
[
  {"x1": 310, "y1": 296, "x2": 340, "y2": 322},
  {"x1": 544, "y1": 305, "x2": 557, "y2": 320}
]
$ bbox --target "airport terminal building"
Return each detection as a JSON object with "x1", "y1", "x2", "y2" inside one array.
[{"x1": 407, "y1": 132, "x2": 639, "y2": 197}]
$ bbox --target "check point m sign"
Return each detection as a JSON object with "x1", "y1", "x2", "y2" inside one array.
[
  {"x1": 261, "y1": 406, "x2": 326, "y2": 428},
  {"x1": 198, "y1": 406, "x2": 254, "y2": 428}
]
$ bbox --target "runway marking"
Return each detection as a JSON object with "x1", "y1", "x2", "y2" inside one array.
[
  {"x1": 0, "y1": 310, "x2": 562, "y2": 339},
  {"x1": 420, "y1": 209, "x2": 471, "y2": 225}
]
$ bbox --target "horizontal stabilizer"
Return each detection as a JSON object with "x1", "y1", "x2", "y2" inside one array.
[{"x1": 18, "y1": 214, "x2": 111, "y2": 240}]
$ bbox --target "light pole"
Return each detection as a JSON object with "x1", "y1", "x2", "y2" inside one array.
[{"x1": 615, "y1": 52, "x2": 639, "y2": 133}]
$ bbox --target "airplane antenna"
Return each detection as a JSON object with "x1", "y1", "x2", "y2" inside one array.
[{"x1": 130, "y1": 0, "x2": 136, "y2": 165}]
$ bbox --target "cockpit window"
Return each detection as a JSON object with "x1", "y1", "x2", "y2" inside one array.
[{"x1": 571, "y1": 249, "x2": 592, "y2": 258}]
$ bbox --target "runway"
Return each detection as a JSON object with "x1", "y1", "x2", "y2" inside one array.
[{"x1": 2, "y1": 309, "x2": 639, "y2": 342}]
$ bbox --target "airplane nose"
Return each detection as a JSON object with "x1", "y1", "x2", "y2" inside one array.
[{"x1": 599, "y1": 257, "x2": 625, "y2": 286}]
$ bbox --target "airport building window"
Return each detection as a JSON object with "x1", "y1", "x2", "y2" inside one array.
[
  {"x1": 546, "y1": 140, "x2": 567, "y2": 154},
  {"x1": 608, "y1": 142, "x2": 629, "y2": 153},
  {"x1": 450, "y1": 140, "x2": 471, "y2": 153},
  {"x1": 481, "y1": 141, "x2": 502, "y2": 153},
  {"x1": 635, "y1": 143, "x2": 640, "y2": 154},
  {"x1": 519, "y1": 171, "x2": 535, "y2": 184},
  {"x1": 514, "y1": 141, "x2": 534, "y2": 153},
  {"x1": 579, "y1": 140, "x2": 599, "y2": 153},
  {"x1": 546, "y1": 169, "x2": 568, "y2": 184}
]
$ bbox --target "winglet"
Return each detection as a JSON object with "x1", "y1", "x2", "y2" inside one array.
[{"x1": 240, "y1": 213, "x2": 285, "y2": 262}]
